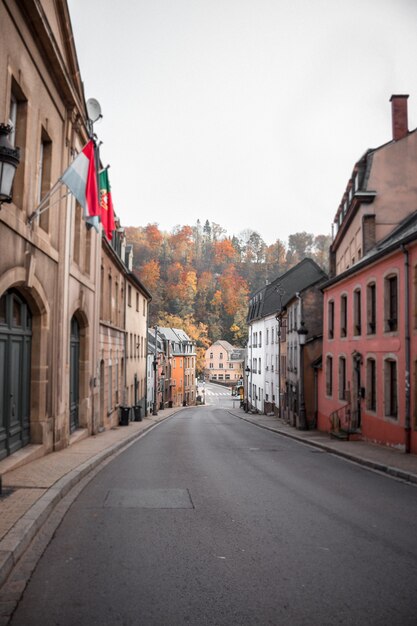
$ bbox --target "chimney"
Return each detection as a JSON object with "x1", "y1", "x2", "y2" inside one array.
[{"x1": 390, "y1": 94, "x2": 409, "y2": 141}]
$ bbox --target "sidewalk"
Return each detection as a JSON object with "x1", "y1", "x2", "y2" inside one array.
[
  {"x1": 228, "y1": 407, "x2": 417, "y2": 485},
  {"x1": 0, "y1": 406, "x2": 183, "y2": 590}
]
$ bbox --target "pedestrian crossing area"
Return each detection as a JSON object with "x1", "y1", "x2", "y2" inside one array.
[{"x1": 204, "y1": 390, "x2": 231, "y2": 397}]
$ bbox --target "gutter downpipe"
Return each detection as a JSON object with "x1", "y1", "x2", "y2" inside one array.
[{"x1": 402, "y1": 245, "x2": 411, "y2": 453}]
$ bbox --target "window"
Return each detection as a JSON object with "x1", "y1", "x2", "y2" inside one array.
[
  {"x1": 115, "y1": 359, "x2": 119, "y2": 405},
  {"x1": 218, "y1": 374, "x2": 224, "y2": 380},
  {"x1": 220, "y1": 352, "x2": 223, "y2": 359},
  {"x1": 210, "y1": 352, "x2": 213, "y2": 359},
  {"x1": 209, "y1": 362, "x2": 213, "y2": 369},
  {"x1": 367, "y1": 282, "x2": 376, "y2": 335},
  {"x1": 258, "y1": 358, "x2": 261, "y2": 374},
  {"x1": 272, "y1": 328, "x2": 275, "y2": 344},
  {"x1": 8, "y1": 79, "x2": 27, "y2": 208},
  {"x1": 219, "y1": 362, "x2": 223, "y2": 369},
  {"x1": 259, "y1": 332, "x2": 262, "y2": 347},
  {"x1": 385, "y1": 275, "x2": 398, "y2": 332},
  {"x1": 143, "y1": 297, "x2": 146, "y2": 316},
  {"x1": 108, "y1": 362, "x2": 113, "y2": 413},
  {"x1": 340, "y1": 295, "x2": 347, "y2": 337},
  {"x1": 115, "y1": 282, "x2": 119, "y2": 326},
  {"x1": 128, "y1": 285, "x2": 132, "y2": 307},
  {"x1": 136, "y1": 292, "x2": 139, "y2": 311},
  {"x1": 266, "y1": 329, "x2": 269, "y2": 345},
  {"x1": 384, "y1": 359, "x2": 398, "y2": 418},
  {"x1": 326, "y1": 356, "x2": 333, "y2": 396},
  {"x1": 339, "y1": 356, "x2": 346, "y2": 400},
  {"x1": 353, "y1": 289, "x2": 361, "y2": 336},
  {"x1": 38, "y1": 128, "x2": 52, "y2": 232},
  {"x1": 414, "y1": 266, "x2": 417, "y2": 330},
  {"x1": 108, "y1": 275, "x2": 112, "y2": 322},
  {"x1": 328, "y1": 300, "x2": 334, "y2": 339},
  {"x1": 212, "y1": 374, "x2": 217, "y2": 380},
  {"x1": 366, "y1": 358, "x2": 376, "y2": 411}
]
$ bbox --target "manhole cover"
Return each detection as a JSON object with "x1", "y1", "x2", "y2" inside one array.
[{"x1": 104, "y1": 488, "x2": 194, "y2": 509}]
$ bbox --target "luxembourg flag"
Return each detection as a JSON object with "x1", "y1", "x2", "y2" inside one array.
[{"x1": 61, "y1": 140, "x2": 100, "y2": 224}]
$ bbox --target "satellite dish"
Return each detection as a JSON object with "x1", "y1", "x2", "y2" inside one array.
[{"x1": 86, "y1": 98, "x2": 102, "y2": 123}]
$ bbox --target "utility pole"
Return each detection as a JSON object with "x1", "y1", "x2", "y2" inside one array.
[{"x1": 152, "y1": 325, "x2": 158, "y2": 416}]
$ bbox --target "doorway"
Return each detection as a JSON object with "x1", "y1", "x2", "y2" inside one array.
[
  {"x1": 69, "y1": 316, "x2": 80, "y2": 433},
  {"x1": 0, "y1": 289, "x2": 32, "y2": 459}
]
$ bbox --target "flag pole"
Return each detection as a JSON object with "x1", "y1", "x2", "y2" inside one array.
[{"x1": 27, "y1": 178, "x2": 65, "y2": 225}]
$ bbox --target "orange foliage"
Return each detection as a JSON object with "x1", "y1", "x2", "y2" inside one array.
[
  {"x1": 219, "y1": 267, "x2": 249, "y2": 316},
  {"x1": 212, "y1": 239, "x2": 237, "y2": 265},
  {"x1": 139, "y1": 260, "x2": 160, "y2": 291},
  {"x1": 144, "y1": 223, "x2": 163, "y2": 249}
]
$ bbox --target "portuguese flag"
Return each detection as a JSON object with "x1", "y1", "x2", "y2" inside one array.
[{"x1": 99, "y1": 168, "x2": 115, "y2": 240}]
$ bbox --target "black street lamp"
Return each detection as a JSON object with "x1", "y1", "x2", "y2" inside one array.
[
  {"x1": 297, "y1": 320, "x2": 308, "y2": 430},
  {"x1": 245, "y1": 365, "x2": 250, "y2": 412},
  {"x1": 0, "y1": 124, "x2": 20, "y2": 206}
]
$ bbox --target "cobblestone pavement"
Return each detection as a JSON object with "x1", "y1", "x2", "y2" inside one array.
[{"x1": 1, "y1": 404, "x2": 417, "y2": 623}]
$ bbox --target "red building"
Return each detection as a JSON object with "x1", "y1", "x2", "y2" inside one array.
[{"x1": 318, "y1": 95, "x2": 417, "y2": 454}]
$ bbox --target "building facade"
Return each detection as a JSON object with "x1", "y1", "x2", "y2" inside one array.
[
  {"x1": 0, "y1": 0, "x2": 152, "y2": 467},
  {"x1": 318, "y1": 95, "x2": 417, "y2": 453},
  {"x1": 158, "y1": 328, "x2": 197, "y2": 407},
  {"x1": 204, "y1": 340, "x2": 244, "y2": 385},
  {"x1": 246, "y1": 259, "x2": 326, "y2": 418},
  {"x1": 0, "y1": 0, "x2": 102, "y2": 461}
]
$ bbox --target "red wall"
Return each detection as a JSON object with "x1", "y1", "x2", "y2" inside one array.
[{"x1": 318, "y1": 244, "x2": 417, "y2": 453}]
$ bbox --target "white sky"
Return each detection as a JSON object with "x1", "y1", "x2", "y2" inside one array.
[{"x1": 68, "y1": 0, "x2": 417, "y2": 245}]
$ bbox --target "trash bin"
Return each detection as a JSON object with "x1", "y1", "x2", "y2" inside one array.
[
  {"x1": 133, "y1": 405, "x2": 142, "y2": 422},
  {"x1": 119, "y1": 406, "x2": 130, "y2": 426}
]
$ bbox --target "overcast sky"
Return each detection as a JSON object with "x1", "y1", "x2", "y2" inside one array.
[{"x1": 68, "y1": 0, "x2": 417, "y2": 245}]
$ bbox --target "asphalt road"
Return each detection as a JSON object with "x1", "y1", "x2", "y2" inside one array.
[{"x1": 11, "y1": 406, "x2": 417, "y2": 626}]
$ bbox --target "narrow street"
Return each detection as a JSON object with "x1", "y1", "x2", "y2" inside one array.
[{"x1": 11, "y1": 406, "x2": 417, "y2": 626}]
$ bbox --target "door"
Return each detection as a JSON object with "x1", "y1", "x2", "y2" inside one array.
[
  {"x1": 352, "y1": 353, "x2": 362, "y2": 429},
  {"x1": 69, "y1": 316, "x2": 80, "y2": 433},
  {"x1": 0, "y1": 290, "x2": 32, "y2": 459}
]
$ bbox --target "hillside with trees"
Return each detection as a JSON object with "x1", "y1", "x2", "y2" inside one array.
[{"x1": 125, "y1": 220, "x2": 331, "y2": 349}]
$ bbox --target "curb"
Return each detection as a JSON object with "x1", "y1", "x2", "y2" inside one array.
[
  {"x1": 230, "y1": 411, "x2": 417, "y2": 486},
  {"x1": 0, "y1": 409, "x2": 182, "y2": 589}
]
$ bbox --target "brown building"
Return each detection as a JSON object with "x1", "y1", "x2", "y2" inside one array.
[
  {"x1": 0, "y1": 0, "x2": 102, "y2": 463},
  {"x1": 0, "y1": 1, "x2": 151, "y2": 468}
]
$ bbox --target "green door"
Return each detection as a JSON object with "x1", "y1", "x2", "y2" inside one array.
[
  {"x1": 0, "y1": 290, "x2": 32, "y2": 459},
  {"x1": 69, "y1": 317, "x2": 80, "y2": 433}
]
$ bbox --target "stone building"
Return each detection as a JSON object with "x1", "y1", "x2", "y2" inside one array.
[
  {"x1": 0, "y1": 0, "x2": 152, "y2": 467},
  {"x1": 0, "y1": 0, "x2": 102, "y2": 462}
]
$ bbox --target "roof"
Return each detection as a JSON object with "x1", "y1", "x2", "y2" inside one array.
[
  {"x1": 247, "y1": 258, "x2": 327, "y2": 323},
  {"x1": 210, "y1": 340, "x2": 235, "y2": 352},
  {"x1": 322, "y1": 209, "x2": 417, "y2": 289},
  {"x1": 156, "y1": 327, "x2": 196, "y2": 355}
]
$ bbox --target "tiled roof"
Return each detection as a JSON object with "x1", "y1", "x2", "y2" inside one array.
[{"x1": 247, "y1": 258, "x2": 327, "y2": 322}]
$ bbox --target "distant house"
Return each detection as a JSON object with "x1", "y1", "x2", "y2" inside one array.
[
  {"x1": 318, "y1": 95, "x2": 417, "y2": 454},
  {"x1": 204, "y1": 341, "x2": 244, "y2": 385},
  {"x1": 157, "y1": 328, "x2": 197, "y2": 407},
  {"x1": 246, "y1": 258, "x2": 327, "y2": 419}
]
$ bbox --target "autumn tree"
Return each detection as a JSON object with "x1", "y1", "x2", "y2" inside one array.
[
  {"x1": 139, "y1": 260, "x2": 160, "y2": 292},
  {"x1": 286, "y1": 231, "x2": 314, "y2": 266}
]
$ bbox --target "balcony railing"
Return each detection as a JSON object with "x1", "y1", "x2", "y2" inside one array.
[{"x1": 329, "y1": 404, "x2": 359, "y2": 439}]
